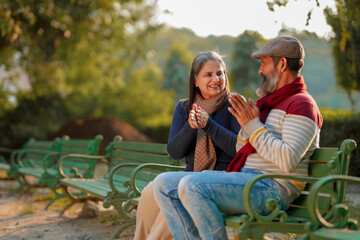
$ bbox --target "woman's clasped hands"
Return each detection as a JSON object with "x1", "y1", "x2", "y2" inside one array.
[{"x1": 189, "y1": 104, "x2": 209, "y2": 129}]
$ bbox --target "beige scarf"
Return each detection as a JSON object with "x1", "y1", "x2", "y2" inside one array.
[{"x1": 193, "y1": 90, "x2": 228, "y2": 171}]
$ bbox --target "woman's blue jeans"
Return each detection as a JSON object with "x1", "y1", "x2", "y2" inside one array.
[{"x1": 153, "y1": 168, "x2": 286, "y2": 240}]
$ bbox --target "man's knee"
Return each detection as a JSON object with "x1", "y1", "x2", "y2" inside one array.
[{"x1": 178, "y1": 174, "x2": 203, "y2": 200}]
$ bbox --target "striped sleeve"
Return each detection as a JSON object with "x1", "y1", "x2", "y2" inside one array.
[
  {"x1": 235, "y1": 129, "x2": 249, "y2": 152},
  {"x1": 243, "y1": 106, "x2": 320, "y2": 173}
]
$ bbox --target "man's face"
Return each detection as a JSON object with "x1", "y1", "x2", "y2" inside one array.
[{"x1": 256, "y1": 56, "x2": 280, "y2": 97}]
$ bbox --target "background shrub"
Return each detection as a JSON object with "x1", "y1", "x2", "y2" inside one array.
[{"x1": 320, "y1": 108, "x2": 360, "y2": 176}]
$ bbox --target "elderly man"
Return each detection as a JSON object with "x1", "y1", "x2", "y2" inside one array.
[{"x1": 153, "y1": 36, "x2": 323, "y2": 240}]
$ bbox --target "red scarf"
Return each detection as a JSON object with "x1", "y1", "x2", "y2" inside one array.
[{"x1": 226, "y1": 76, "x2": 306, "y2": 172}]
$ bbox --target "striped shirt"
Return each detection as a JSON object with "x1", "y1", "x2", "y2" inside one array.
[{"x1": 237, "y1": 91, "x2": 323, "y2": 207}]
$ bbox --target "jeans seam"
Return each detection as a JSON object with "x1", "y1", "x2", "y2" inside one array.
[
  {"x1": 186, "y1": 182, "x2": 226, "y2": 240},
  {"x1": 167, "y1": 189, "x2": 194, "y2": 240}
]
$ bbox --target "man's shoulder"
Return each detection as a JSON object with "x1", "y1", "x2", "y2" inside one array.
[
  {"x1": 277, "y1": 91, "x2": 318, "y2": 109},
  {"x1": 275, "y1": 91, "x2": 322, "y2": 127}
]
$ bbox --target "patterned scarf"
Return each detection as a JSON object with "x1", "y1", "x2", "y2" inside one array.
[
  {"x1": 226, "y1": 76, "x2": 306, "y2": 172},
  {"x1": 194, "y1": 90, "x2": 228, "y2": 171}
]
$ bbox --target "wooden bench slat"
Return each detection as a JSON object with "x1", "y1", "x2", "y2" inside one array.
[{"x1": 111, "y1": 141, "x2": 168, "y2": 154}]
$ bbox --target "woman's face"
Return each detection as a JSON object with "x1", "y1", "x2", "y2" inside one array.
[{"x1": 195, "y1": 60, "x2": 226, "y2": 99}]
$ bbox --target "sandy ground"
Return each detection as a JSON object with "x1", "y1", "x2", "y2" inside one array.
[
  {"x1": 0, "y1": 177, "x2": 359, "y2": 240},
  {"x1": 0, "y1": 179, "x2": 136, "y2": 240}
]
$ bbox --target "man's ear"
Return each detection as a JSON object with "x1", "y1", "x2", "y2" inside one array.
[{"x1": 280, "y1": 57, "x2": 287, "y2": 72}]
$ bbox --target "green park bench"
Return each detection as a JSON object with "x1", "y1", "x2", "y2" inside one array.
[
  {"x1": 1, "y1": 146, "x2": 17, "y2": 179},
  {"x1": 60, "y1": 136, "x2": 184, "y2": 238},
  {"x1": 0, "y1": 146, "x2": 16, "y2": 178},
  {"x1": 0, "y1": 138, "x2": 58, "y2": 180},
  {"x1": 14, "y1": 135, "x2": 103, "y2": 208},
  {"x1": 223, "y1": 139, "x2": 359, "y2": 240}
]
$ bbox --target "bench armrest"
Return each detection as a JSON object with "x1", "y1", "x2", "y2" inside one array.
[
  {"x1": 241, "y1": 173, "x2": 320, "y2": 223},
  {"x1": 57, "y1": 154, "x2": 107, "y2": 178},
  {"x1": 41, "y1": 152, "x2": 62, "y2": 173},
  {"x1": 307, "y1": 175, "x2": 360, "y2": 230},
  {"x1": 9, "y1": 149, "x2": 24, "y2": 165},
  {"x1": 129, "y1": 163, "x2": 185, "y2": 196},
  {"x1": 108, "y1": 163, "x2": 141, "y2": 195}
]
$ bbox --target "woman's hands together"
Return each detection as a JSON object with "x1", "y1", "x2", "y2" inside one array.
[{"x1": 189, "y1": 104, "x2": 209, "y2": 129}]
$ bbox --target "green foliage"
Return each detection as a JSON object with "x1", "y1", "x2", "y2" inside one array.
[
  {"x1": 320, "y1": 108, "x2": 360, "y2": 176},
  {"x1": 266, "y1": 0, "x2": 319, "y2": 25},
  {"x1": 0, "y1": 0, "x2": 176, "y2": 146},
  {"x1": 324, "y1": 0, "x2": 360, "y2": 110},
  {"x1": 0, "y1": 92, "x2": 70, "y2": 147},
  {"x1": 151, "y1": 26, "x2": 235, "y2": 70},
  {"x1": 163, "y1": 42, "x2": 194, "y2": 101},
  {"x1": 114, "y1": 62, "x2": 175, "y2": 129},
  {"x1": 1, "y1": 1, "x2": 359, "y2": 148},
  {"x1": 230, "y1": 31, "x2": 263, "y2": 96}
]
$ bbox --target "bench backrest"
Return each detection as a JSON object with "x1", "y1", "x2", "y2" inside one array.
[
  {"x1": 104, "y1": 136, "x2": 181, "y2": 189},
  {"x1": 55, "y1": 135, "x2": 103, "y2": 178},
  {"x1": 287, "y1": 139, "x2": 356, "y2": 219},
  {"x1": 56, "y1": 135, "x2": 103, "y2": 155},
  {"x1": 25, "y1": 138, "x2": 58, "y2": 151},
  {"x1": 18, "y1": 138, "x2": 59, "y2": 168}
]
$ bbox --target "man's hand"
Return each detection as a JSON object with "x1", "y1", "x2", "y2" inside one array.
[{"x1": 228, "y1": 93, "x2": 259, "y2": 127}]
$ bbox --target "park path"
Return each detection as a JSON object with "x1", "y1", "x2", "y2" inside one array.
[{"x1": 1, "y1": 179, "x2": 359, "y2": 240}]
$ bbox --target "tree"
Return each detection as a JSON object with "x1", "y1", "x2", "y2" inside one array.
[
  {"x1": 163, "y1": 42, "x2": 194, "y2": 101},
  {"x1": 324, "y1": 0, "x2": 360, "y2": 110},
  {"x1": 230, "y1": 31, "x2": 264, "y2": 99},
  {"x1": 0, "y1": 0, "x2": 171, "y2": 146}
]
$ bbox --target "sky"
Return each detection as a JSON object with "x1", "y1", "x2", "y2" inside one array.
[{"x1": 155, "y1": 0, "x2": 336, "y2": 39}]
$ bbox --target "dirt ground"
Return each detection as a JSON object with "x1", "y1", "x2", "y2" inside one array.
[
  {"x1": 0, "y1": 179, "x2": 136, "y2": 240},
  {"x1": 1, "y1": 177, "x2": 359, "y2": 240}
]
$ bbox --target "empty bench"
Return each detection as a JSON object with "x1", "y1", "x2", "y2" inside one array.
[
  {"x1": 14, "y1": 135, "x2": 102, "y2": 208},
  {"x1": 60, "y1": 136, "x2": 184, "y2": 238},
  {"x1": 3, "y1": 138, "x2": 58, "y2": 187}
]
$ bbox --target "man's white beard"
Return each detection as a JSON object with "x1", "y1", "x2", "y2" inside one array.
[{"x1": 256, "y1": 70, "x2": 280, "y2": 97}]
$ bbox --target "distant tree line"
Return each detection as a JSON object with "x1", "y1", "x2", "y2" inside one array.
[{"x1": 0, "y1": 0, "x2": 359, "y2": 148}]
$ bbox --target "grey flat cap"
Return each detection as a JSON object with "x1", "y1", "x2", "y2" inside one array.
[{"x1": 251, "y1": 36, "x2": 305, "y2": 59}]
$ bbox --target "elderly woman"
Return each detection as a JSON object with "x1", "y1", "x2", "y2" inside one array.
[{"x1": 134, "y1": 51, "x2": 240, "y2": 240}]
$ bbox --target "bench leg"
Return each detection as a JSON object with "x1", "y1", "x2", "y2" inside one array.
[
  {"x1": 113, "y1": 220, "x2": 136, "y2": 239},
  {"x1": 58, "y1": 186, "x2": 94, "y2": 215},
  {"x1": 45, "y1": 192, "x2": 66, "y2": 210},
  {"x1": 10, "y1": 175, "x2": 29, "y2": 195},
  {"x1": 235, "y1": 225, "x2": 265, "y2": 240},
  {"x1": 45, "y1": 178, "x2": 70, "y2": 210},
  {"x1": 59, "y1": 199, "x2": 78, "y2": 216}
]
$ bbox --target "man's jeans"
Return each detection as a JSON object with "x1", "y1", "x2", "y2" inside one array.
[{"x1": 153, "y1": 168, "x2": 286, "y2": 240}]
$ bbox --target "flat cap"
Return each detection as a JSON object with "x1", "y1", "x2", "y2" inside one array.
[{"x1": 251, "y1": 36, "x2": 305, "y2": 59}]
